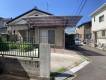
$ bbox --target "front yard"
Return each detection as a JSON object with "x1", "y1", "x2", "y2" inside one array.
[
  {"x1": 0, "y1": 36, "x2": 89, "y2": 79},
  {"x1": 51, "y1": 50, "x2": 89, "y2": 78}
]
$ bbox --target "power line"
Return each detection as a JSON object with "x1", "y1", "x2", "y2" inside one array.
[
  {"x1": 73, "y1": 0, "x2": 87, "y2": 28},
  {"x1": 97, "y1": 0, "x2": 104, "y2": 5},
  {"x1": 78, "y1": 0, "x2": 87, "y2": 15},
  {"x1": 75, "y1": 0, "x2": 84, "y2": 15}
]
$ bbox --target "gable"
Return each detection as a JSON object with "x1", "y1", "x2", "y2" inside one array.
[
  {"x1": 91, "y1": 3, "x2": 106, "y2": 17},
  {"x1": 8, "y1": 8, "x2": 52, "y2": 25}
]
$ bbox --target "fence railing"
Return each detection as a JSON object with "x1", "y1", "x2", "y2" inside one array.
[{"x1": 0, "y1": 42, "x2": 39, "y2": 58}]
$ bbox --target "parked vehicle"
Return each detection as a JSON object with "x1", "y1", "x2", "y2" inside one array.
[{"x1": 75, "y1": 39, "x2": 82, "y2": 46}]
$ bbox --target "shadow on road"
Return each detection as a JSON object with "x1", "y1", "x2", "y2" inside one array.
[{"x1": 67, "y1": 46, "x2": 105, "y2": 56}]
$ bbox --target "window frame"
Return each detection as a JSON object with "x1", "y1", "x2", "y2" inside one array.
[
  {"x1": 102, "y1": 30, "x2": 105, "y2": 37},
  {"x1": 99, "y1": 15, "x2": 104, "y2": 22},
  {"x1": 48, "y1": 29, "x2": 55, "y2": 44}
]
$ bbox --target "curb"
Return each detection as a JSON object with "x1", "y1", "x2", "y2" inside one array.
[
  {"x1": 55, "y1": 60, "x2": 90, "y2": 80},
  {"x1": 69, "y1": 60, "x2": 90, "y2": 74}
]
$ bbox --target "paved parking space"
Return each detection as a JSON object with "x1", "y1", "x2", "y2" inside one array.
[{"x1": 51, "y1": 49, "x2": 86, "y2": 72}]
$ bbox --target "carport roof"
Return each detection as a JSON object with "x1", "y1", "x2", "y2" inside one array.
[{"x1": 23, "y1": 16, "x2": 82, "y2": 27}]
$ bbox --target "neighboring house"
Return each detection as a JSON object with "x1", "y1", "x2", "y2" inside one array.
[
  {"x1": 0, "y1": 17, "x2": 11, "y2": 34},
  {"x1": 7, "y1": 8, "x2": 81, "y2": 48},
  {"x1": 91, "y1": 3, "x2": 106, "y2": 50},
  {"x1": 76, "y1": 21, "x2": 92, "y2": 44}
]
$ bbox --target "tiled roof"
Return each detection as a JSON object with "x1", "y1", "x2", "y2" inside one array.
[{"x1": 7, "y1": 8, "x2": 53, "y2": 24}]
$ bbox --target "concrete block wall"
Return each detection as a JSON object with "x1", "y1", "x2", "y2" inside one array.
[
  {"x1": 0, "y1": 43, "x2": 51, "y2": 80},
  {"x1": 0, "y1": 57, "x2": 40, "y2": 79}
]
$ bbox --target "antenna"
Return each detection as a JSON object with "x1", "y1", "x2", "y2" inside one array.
[
  {"x1": 34, "y1": 6, "x2": 38, "y2": 9},
  {"x1": 46, "y1": 1, "x2": 49, "y2": 11}
]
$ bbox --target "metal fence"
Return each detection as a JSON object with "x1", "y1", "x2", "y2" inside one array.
[{"x1": 0, "y1": 42, "x2": 39, "y2": 58}]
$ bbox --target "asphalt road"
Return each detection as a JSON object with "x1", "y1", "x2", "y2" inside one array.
[{"x1": 73, "y1": 46, "x2": 106, "y2": 80}]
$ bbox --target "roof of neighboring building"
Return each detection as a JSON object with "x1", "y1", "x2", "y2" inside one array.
[
  {"x1": 0, "y1": 17, "x2": 11, "y2": 22},
  {"x1": 0, "y1": 26, "x2": 7, "y2": 29},
  {"x1": 0, "y1": 18, "x2": 11, "y2": 28},
  {"x1": 0, "y1": 17, "x2": 3, "y2": 20},
  {"x1": 78, "y1": 21, "x2": 91, "y2": 28},
  {"x1": 91, "y1": 3, "x2": 106, "y2": 16},
  {"x1": 7, "y1": 8, "x2": 53, "y2": 24}
]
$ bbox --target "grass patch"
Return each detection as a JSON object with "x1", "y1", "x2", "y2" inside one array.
[
  {"x1": 50, "y1": 67, "x2": 67, "y2": 79},
  {"x1": 56, "y1": 67, "x2": 67, "y2": 73}
]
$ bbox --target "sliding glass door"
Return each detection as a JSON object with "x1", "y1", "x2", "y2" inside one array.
[{"x1": 40, "y1": 29, "x2": 55, "y2": 44}]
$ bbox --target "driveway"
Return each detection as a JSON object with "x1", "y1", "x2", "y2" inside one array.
[
  {"x1": 73, "y1": 46, "x2": 106, "y2": 80},
  {"x1": 51, "y1": 49, "x2": 86, "y2": 72}
]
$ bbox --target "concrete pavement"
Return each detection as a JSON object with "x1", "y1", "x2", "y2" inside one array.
[{"x1": 51, "y1": 50, "x2": 86, "y2": 72}]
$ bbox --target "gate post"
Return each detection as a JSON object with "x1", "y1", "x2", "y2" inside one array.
[{"x1": 39, "y1": 43, "x2": 50, "y2": 79}]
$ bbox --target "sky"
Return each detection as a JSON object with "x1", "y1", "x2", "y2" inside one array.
[{"x1": 0, "y1": 0, "x2": 106, "y2": 33}]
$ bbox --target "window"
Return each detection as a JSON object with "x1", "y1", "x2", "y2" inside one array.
[
  {"x1": 48, "y1": 30, "x2": 55, "y2": 44},
  {"x1": 99, "y1": 15, "x2": 104, "y2": 22},
  {"x1": 102, "y1": 30, "x2": 105, "y2": 36},
  {"x1": 40, "y1": 30, "x2": 48, "y2": 43}
]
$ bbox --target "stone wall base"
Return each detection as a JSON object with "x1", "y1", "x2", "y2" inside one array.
[{"x1": 0, "y1": 57, "x2": 40, "y2": 79}]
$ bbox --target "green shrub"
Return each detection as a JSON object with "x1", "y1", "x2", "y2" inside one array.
[
  {"x1": 0, "y1": 37, "x2": 9, "y2": 51},
  {"x1": 9, "y1": 42, "x2": 18, "y2": 49},
  {"x1": 18, "y1": 42, "x2": 34, "y2": 52},
  {"x1": 0, "y1": 37, "x2": 34, "y2": 52},
  {"x1": 1, "y1": 37, "x2": 7, "y2": 42}
]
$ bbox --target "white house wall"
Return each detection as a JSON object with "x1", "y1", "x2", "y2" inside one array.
[
  {"x1": 92, "y1": 9, "x2": 106, "y2": 31},
  {"x1": 91, "y1": 5, "x2": 106, "y2": 49},
  {"x1": 97, "y1": 39, "x2": 106, "y2": 44}
]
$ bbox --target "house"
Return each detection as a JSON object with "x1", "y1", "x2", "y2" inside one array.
[
  {"x1": 76, "y1": 21, "x2": 91, "y2": 44},
  {"x1": 91, "y1": 3, "x2": 106, "y2": 50},
  {"x1": 0, "y1": 17, "x2": 11, "y2": 34},
  {"x1": 7, "y1": 8, "x2": 81, "y2": 48}
]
